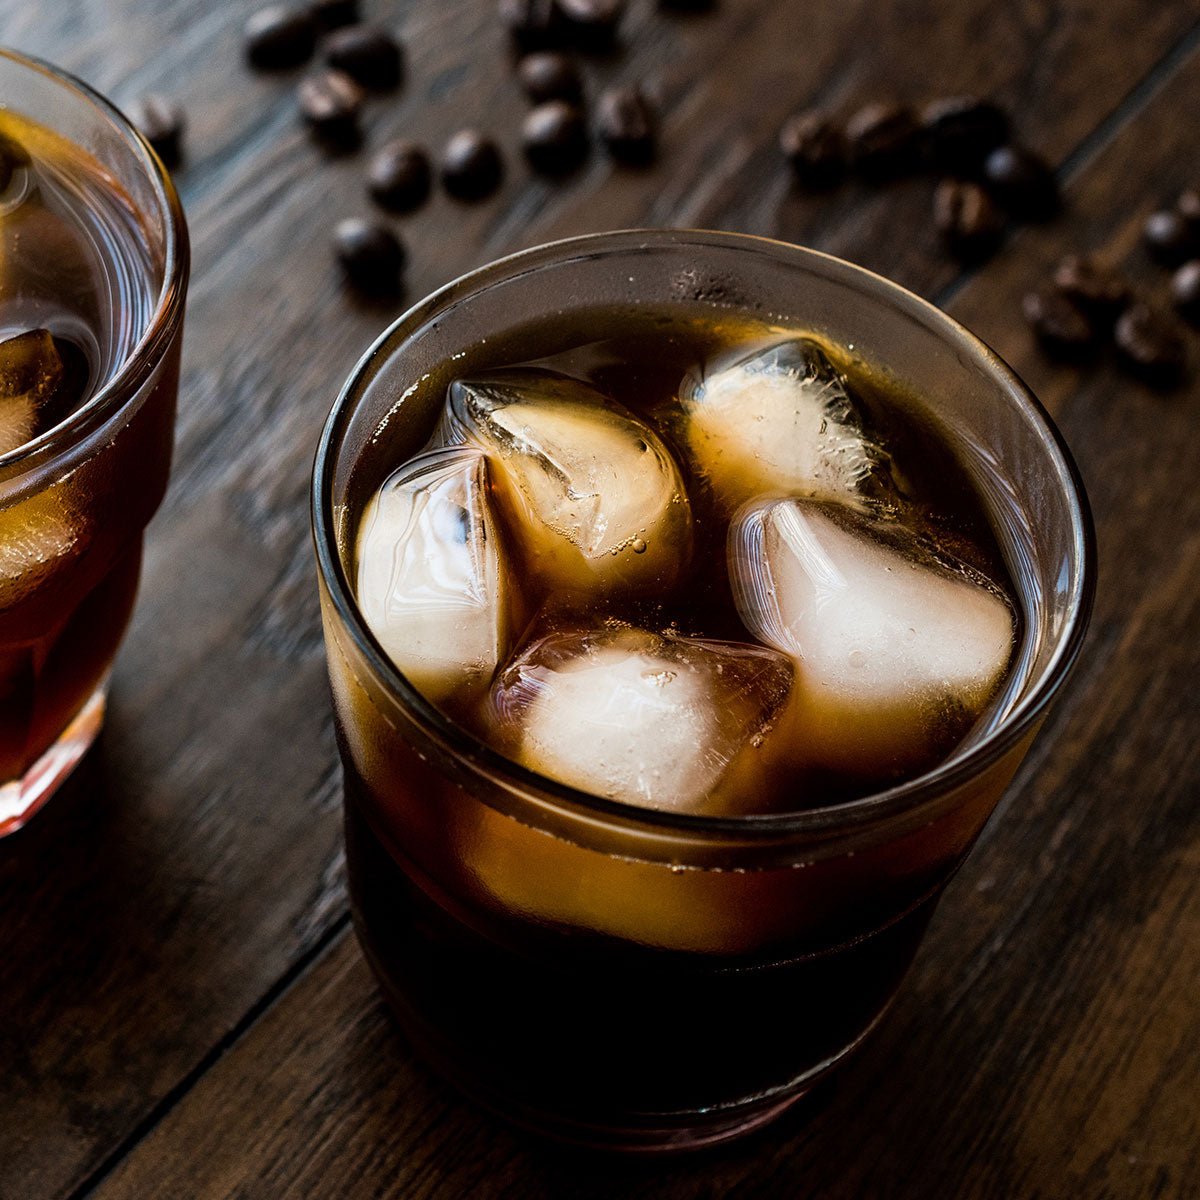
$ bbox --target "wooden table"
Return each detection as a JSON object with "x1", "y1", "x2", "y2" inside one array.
[{"x1": 3, "y1": 2, "x2": 1198, "y2": 1196}]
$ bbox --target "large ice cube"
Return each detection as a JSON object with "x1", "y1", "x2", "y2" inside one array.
[
  {"x1": 729, "y1": 497, "x2": 1015, "y2": 780},
  {"x1": 0, "y1": 488, "x2": 79, "y2": 607},
  {"x1": 442, "y1": 370, "x2": 692, "y2": 598},
  {"x1": 679, "y1": 337, "x2": 890, "y2": 513},
  {"x1": 356, "y1": 446, "x2": 512, "y2": 704},
  {"x1": 487, "y1": 625, "x2": 793, "y2": 815},
  {"x1": 0, "y1": 330, "x2": 65, "y2": 455}
]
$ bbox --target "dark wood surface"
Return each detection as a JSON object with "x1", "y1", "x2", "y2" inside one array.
[{"x1": 2, "y1": 2, "x2": 1198, "y2": 1197}]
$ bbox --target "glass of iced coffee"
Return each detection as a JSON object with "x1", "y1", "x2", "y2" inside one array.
[
  {"x1": 312, "y1": 230, "x2": 1094, "y2": 1151},
  {"x1": 0, "y1": 49, "x2": 188, "y2": 834}
]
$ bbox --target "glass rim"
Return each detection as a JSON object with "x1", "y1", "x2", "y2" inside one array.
[
  {"x1": 0, "y1": 46, "x2": 189, "y2": 476},
  {"x1": 312, "y1": 228, "x2": 1097, "y2": 841}
]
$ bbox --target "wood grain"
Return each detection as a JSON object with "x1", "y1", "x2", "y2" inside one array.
[{"x1": 0, "y1": 1, "x2": 1197, "y2": 1198}]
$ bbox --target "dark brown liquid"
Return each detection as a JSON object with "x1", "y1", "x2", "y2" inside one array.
[
  {"x1": 335, "y1": 307, "x2": 1025, "y2": 1143},
  {"x1": 0, "y1": 112, "x2": 174, "y2": 809}
]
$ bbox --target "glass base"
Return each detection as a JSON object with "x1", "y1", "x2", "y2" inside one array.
[{"x1": 0, "y1": 681, "x2": 107, "y2": 837}]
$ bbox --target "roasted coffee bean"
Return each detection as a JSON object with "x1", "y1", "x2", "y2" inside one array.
[
  {"x1": 779, "y1": 110, "x2": 845, "y2": 189},
  {"x1": 555, "y1": 0, "x2": 625, "y2": 48},
  {"x1": 368, "y1": 140, "x2": 432, "y2": 212},
  {"x1": 932, "y1": 179, "x2": 1004, "y2": 259},
  {"x1": 1113, "y1": 300, "x2": 1186, "y2": 383},
  {"x1": 499, "y1": 0, "x2": 565, "y2": 49},
  {"x1": 245, "y1": 5, "x2": 318, "y2": 69},
  {"x1": 334, "y1": 218, "x2": 405, "y2": 293},
  {"x1": 1171, "y1": 260, "x2": 1200, "y2": 322},
  {"x1": 128, "y1": 94, "x2": 185, "y2": 167},
  {"x1": 325, "y1": 24, "x2": 403, "y2": 89},
  {"x1": 298, "y1": 69, "x2": 365, "y2": 145},
  {"x1": 310, "y1": 0, "x2": 358, "y2": 29},
  {"x1": 441, "y1": 130, "x2": 504, "y2": 199},
  {"x1": 845, "y1": 102, "x2": 920, "y2": 179},
  {"x1": 522, "y1": 100, "x2": 588, "y2": 173},
  {"x1": 1142, "y1": 209, "x2": 1198, "y2": 266},
  {"x1": 982, "y1": 144, "x2": 1058, "y2": 219},
  {"x1": 1022, "y1": 287, "x2": 1095, "y2": 357},
  {"x1": 1177, "y1": 188, "x2": 1200, "y2": 232},
  {"x1": 517, "y1": 52, "x2": 582, "y2": 104},
  {"x1": 921, "y1": 95, "x2": 1008, "y2": 173},
  {"x1": 596, "y1": 85, "x2": 655, "y2": 164},
  {"x1": 1051, "y1": 255, "x2": 1130, "y2": 316}
]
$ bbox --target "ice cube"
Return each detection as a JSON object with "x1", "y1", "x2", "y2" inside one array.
[
  {"x1": 487, "y1": 625, "x2": 793, "y2": 815},
  {"x1": 729, "y1": 497, "x2": 1015, "y2": 780},
  {"x1": 0, "y1": 330, "x2": 65, "y2": 455},
  {"x1": 356, "y1": 446, "x2": 512, "y2": 704},
  {"x1": 0, "y1": 489, "x2": 79, "y2": 606},
  {"x1": 679, "y1": 337, "x2": 890, "y2": 513},
  {"x1": 442, "y1": 370, "x2": 692, "y2": 598}
]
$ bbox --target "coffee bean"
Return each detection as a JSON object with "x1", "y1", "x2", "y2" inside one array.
[
  {"x1": 127, "y1": 94, "x2": 185, "y2": 167},
  {"x1": 779, "y1": 110, "x2": 845, "y2": 189},
  {"x1": 1051, "y1": 255, "x2": 1130, "y2": 316},
  {"x1": 596, "y1": 85, "x2": 655, "y2": 164},
  {"x1": 245, "y1": 6, "x2": 318, "y2": 69},
  {"x1": 522, "y1": 100, "x2": 588, "y2": 174},
  {"x1": 517, "y1": 52, "x2": 582, "y2": 104},
  {"x1": 1022, "y1": 287, "x2": 1095, "y2": 357},
  {"x1": 932, "y1": 179, "x2": 1004, "y2": 259},
  {"x1": 982, "y1": 145, "x2": 1058, "y2": 219},
  {"x1": 1171, "y1": 260, "x2": 1200, "y2": 322},
  {"x1": 1113, "y1": 300, "x2": 1186, "y2": 383},
  {"x1": 555, "y1": 0, "x2": 625, "y2": 48},
  {"x1": 334, "y1": 218, "x2": 405, "y2": 294},
  {"x1": 441, "y1": 130, "x2": 504, "y2": 200},
  {"x1": 1142, "y1": 209, "x2": 1198, "y2": 266},
  {"x1": 845, "y1": 103, "x2": 920, "y2": 179},
  {"x1": 1177, "y1": 188, "x2": 1200, "y2": 232},
  {"x1": 309, "y1": 0, "x2": 358, "y2": 29},
  {"x1": 499, "y1": 0, "x2": 565, "y2": 49},
  {"x1": 325, "y1": 24, "x2": 403, "y2": 89},
  {"x1": 368, "y1": 140, "x2": 432, "y2": 212},
  {"x1": 921, "y1": 95, "x2": 1008, "y2": 174},
  {"x1": 298, "y1": 69, "x2": 365, "y2": 146}
]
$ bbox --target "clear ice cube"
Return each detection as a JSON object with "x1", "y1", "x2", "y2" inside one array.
[
  {"x1": 679, "y1": 337, "x2": 890, "y2": 513},
  {"x1": 0, "y1": 489, "x2": 79, "y2": 607},
  {"x1": 728, "y1": 497, "x2": 1015, "y2": 779},
  {"x1": 442, "y1": 370, "x2": 692, "y2": 598},
  {"x1": 487, "y1": 625, "x2": 794, "y2": 815},
  {"x1": 356, "y1": 446, "x2": 512, "y2": 704},
  {"x1": 0, "y1": 329, "x2": 64, "y2": 455}
]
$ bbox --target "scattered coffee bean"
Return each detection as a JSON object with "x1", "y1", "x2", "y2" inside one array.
[
  {"x1": 522, "y1": 100, "x2": 588, "y2": 174},
  {"x1": 310, "y1": 0, "x2": 358, "y2": 29},
  {"x1": 517, "y1": 52, "x2": 583, "y2": 104},
  {"x1": 245, "y1": 5, "x2": 318, "y2": 70},
  {"x1": 441, "y1": 130, "x2": 504, "y2": 200},
  {"x1": 1022, "y1": 287, "x2": 1095, "y2": 357},
  {"x1": 1171, "y1": 260, "x2": 1200, "y2": 322},
  {"x1": 921, "y1": 95, "x2": 1008, "y2": 174},
  {"x1": 368, "y1": 140, "x2": 432, "y2": 212},
  {"x1": 555, "y1": 0, "x2": 625, "y2": 48},
  {"x1": 933, "y1": 179, "x2": 1004, "y2": 259},
  {"x1": 845, "y1": 102, "x2": 920, "y2": 180},
  {"x1": 334, "y1": 217, "x2": 405, "y2": 294},
  {"x1": 596, "y1": 85, "x2": 655, "y2": 165},
  {"x1": 1142, "y1": 209, "x2": 1198, "y2": 266},
  {"x1": 325, "y1": 24, "x2": 403, "y2": 89},
  {"x1": 982, "y1": 144, "x2": 1058, "y2": 219},
  {"x1": 779, "y1": 110, "x2": 845, "y2": 189},
  {"x1": 1176, "y1": 188, "x2": 1200, "y2": 232},
  {"x1": 499, "y1": 0, "x2": 565, "y2": 50},
  {"x1": 298, "y1": 69, "x2": 365, "y2": 146},
  {"x1": 1113, "y1": 300, "x2": 1186, "y2": 383},
  {"x1": 127, "y1": 94, "x2": 185, "y2": 168},
  {"x1": 1051, "y1": 255, "x2": 1130, "y2": 316}
]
